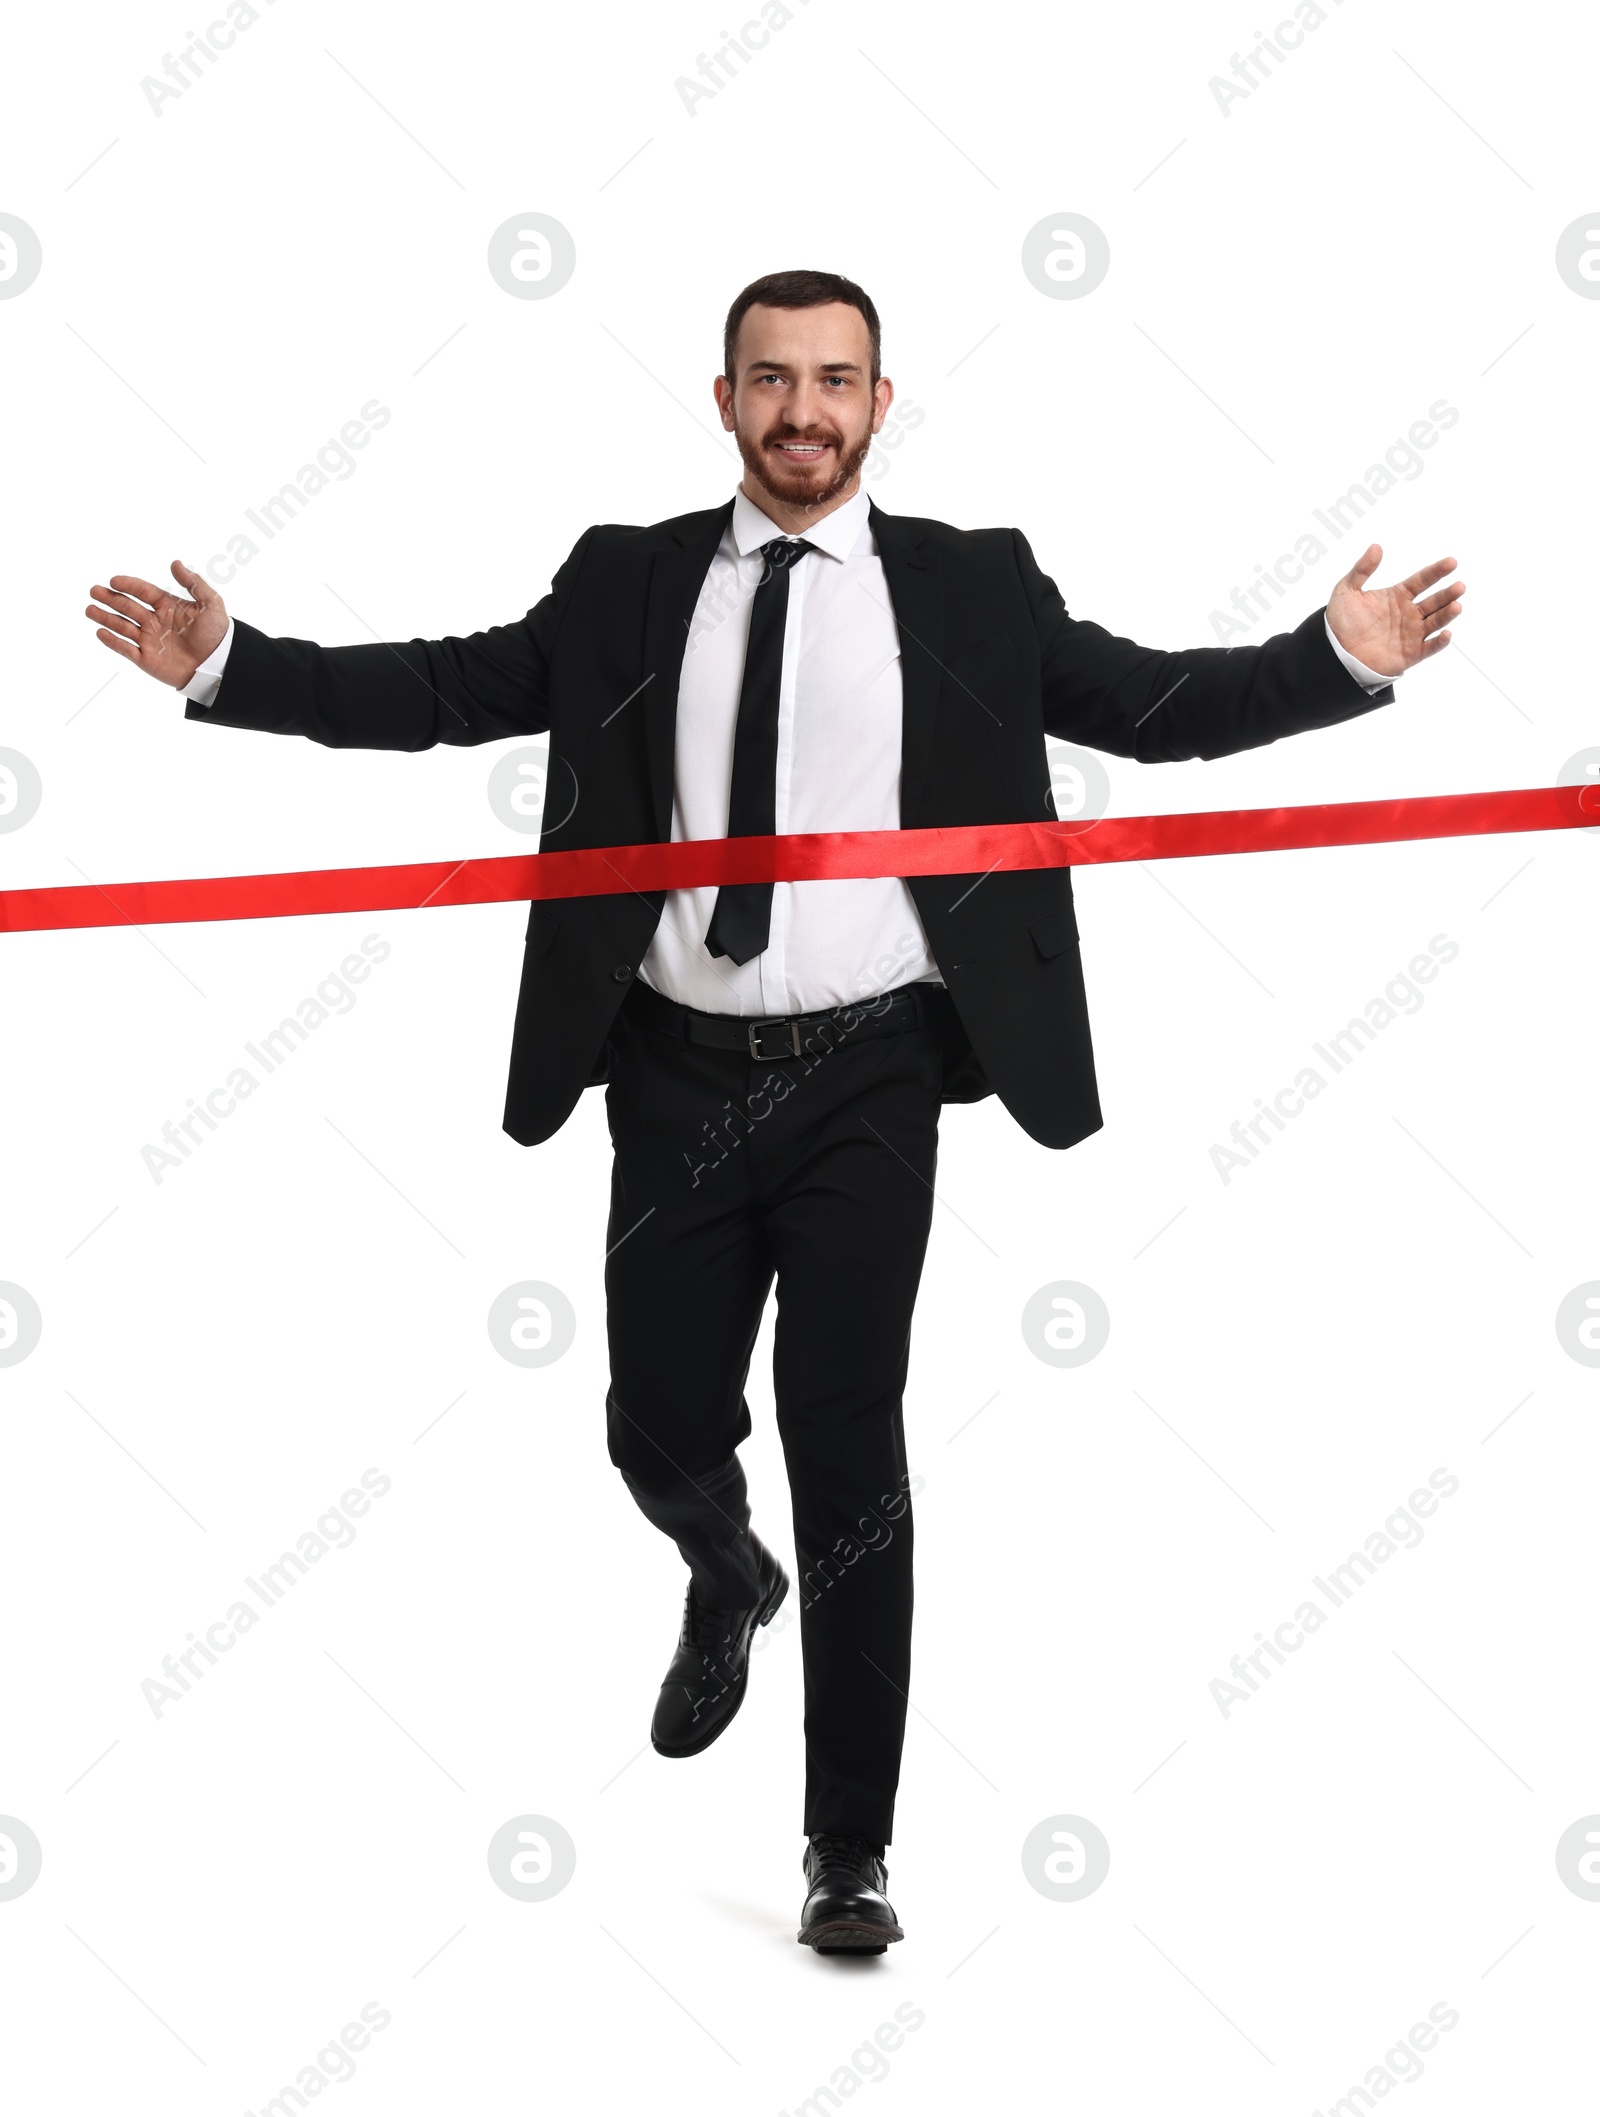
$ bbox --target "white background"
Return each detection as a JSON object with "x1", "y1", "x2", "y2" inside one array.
[{"x1": 3, "y1": 0, "x2": 1598, "y2": 2109}]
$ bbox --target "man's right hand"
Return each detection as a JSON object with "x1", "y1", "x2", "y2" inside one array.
[{"x1": 84, "y1": 561, "x2": 228, "y2": 689}]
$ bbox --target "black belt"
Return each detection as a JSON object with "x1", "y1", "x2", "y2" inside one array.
[{"x1": 628, "y1": 977, "x2": 935, "y2": 1061}]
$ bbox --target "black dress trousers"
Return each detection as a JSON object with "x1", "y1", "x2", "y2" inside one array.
[{"x1": 601, "y1": 978, "x2": 953, "y2": 1851}]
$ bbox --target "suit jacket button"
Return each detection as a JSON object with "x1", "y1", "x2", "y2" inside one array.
[{"x1": 612, "y1": 964, "x2": 633, "y2": 982}]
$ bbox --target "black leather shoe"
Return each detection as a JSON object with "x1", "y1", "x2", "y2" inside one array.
[
  {"x1": 797, "y1": 1833, "x2": 904, "y2": 1952},
  {"x1": 650, "y1": 1534, "x2": 788, "y2": 1759}
]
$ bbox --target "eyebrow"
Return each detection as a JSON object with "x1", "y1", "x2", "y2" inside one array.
[{"x1": 742, "y1": 359, "x2": 864, "y2": 375}]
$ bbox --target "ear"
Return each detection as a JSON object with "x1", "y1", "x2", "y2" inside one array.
[{"x1": 871, "y1": 374, "x2": 895, "y2": 434}]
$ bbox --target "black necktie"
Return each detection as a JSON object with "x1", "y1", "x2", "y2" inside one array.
[{"x1": 703, "y1": 536, "x2": 817, "y2": 965}]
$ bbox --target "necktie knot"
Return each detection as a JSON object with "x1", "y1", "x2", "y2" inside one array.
[{"x1": 759, "y1": 536, "x2": 816, "y2": 577}]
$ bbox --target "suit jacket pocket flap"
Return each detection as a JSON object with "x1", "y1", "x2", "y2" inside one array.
[{"x1": 1030, "y1": 900, "x2": 1079, "y2": 958}]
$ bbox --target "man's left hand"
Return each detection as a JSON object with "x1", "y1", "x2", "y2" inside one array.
[{"x1": 1326, "y1": 545, "x2": 1465, "y2": 677}]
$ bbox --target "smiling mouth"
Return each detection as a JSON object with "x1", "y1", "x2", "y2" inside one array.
[{"x1": 770, "y1": 440, "x2": 831, "y2": 459}]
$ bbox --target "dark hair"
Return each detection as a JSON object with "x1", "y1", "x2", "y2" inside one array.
[{"x1": 723, "y1": 269, "x2": 882, "y2": 385}]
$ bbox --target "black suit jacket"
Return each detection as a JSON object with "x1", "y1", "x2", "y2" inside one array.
[{"x1": 188, "y1": 498, "x2": 1394, "y2": 1150}]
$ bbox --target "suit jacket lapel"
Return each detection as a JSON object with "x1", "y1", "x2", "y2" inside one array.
[
  {"x1": 640, "y1": 500, "x2": 734, "y2": 841},
  {"x1": 869, "y1": 500, "x2": 944, "y2": 826}
]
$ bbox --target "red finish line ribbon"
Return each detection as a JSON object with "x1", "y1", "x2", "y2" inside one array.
[{"x1": 2, "y1": 784, "x2": 1596, "y2": 936}]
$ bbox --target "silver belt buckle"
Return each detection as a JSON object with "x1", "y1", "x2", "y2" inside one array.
[{"x1": 747, "y1": 1017, "x2": 802, "y2": 1061}]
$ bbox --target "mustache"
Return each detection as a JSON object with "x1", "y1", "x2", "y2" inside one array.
[{"x1": 760, "y1": 425, "x2": 842, "y2": 448}]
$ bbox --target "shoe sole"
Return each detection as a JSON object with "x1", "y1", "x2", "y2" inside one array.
[
  {"x1": 798, "y1": 1919, "x2": 904, "y2": 1953},
  {"x1": 650, "y1": 1565, "x2": 790, "y2": 1760}
]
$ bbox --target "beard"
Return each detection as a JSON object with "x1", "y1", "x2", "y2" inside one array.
[{"x1": 734, "y1": 415, "x2": 875, "y2": 517}]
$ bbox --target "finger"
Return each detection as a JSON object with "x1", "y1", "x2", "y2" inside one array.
[
  {"x1": 1421, "y1": 600, "x2": 1462, "y2": 636},
  {"x1": 1416, "y1": 580, "x2": 1464, "y2": 618},
  {"x1": 93, "y1": 628, "x2": 145, "y2": 665},
  {"x1": 86, "y1": 603, "x2": 145, "y2": 642},
  {"x1": 106, "y1": 574, "x2": 169, "y2": 608},
  {"x1": 1398, "y1": 556, "x2": 1457, "y2": 598},
  {"x1": 171, "y1": 559, "x2": 219, "y2": 604},
  {"x1": 1341, "y1": 542, "x2": 1383, "y2": 591},
  {"x1": 90, "y1": 586, "x2": 159, "y2": 624},
  {"x1": 1417, "y1": 630, "x2": 1452, "y2": 659}
]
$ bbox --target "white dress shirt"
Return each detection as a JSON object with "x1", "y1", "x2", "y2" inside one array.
[
  {"x1": 637, "y1": 487, "x2": 939, "y2": 1015},
  {"x1": 184, "y1": 492, "x2": 1393, "y2": 1017}
]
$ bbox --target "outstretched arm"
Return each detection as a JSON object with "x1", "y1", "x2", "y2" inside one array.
[
  {"x1": 1022, "y1": 534, "x2": 1465, "y2": 762},
  {"x1": 83, "y1": 537, "x2": 598, "y2": 750}
]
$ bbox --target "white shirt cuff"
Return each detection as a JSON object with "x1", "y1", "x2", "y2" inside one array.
[
  {"x1": 183, "y1": 616, "x2": 235, "y2": 707},
  {"x1": 1323, "y1": 613, "x2": 1393, "y2": 692}
]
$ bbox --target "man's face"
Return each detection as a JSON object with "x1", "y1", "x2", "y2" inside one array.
[{"x1": 715, "y1": 302, "x2": 893, "y2": 515}]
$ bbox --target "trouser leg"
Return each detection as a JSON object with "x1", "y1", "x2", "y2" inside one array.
[
  {"x1": 758, "y1": 1026, "x2": 943, "y2": 1851},
  {"x1": 602, "y1": 1007, "x2": 772, "y2": 1608}
]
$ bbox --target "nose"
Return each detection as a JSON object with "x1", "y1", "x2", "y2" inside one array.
[{"x1": 783, "y1": 380, "x2": 832, "y2": 434}]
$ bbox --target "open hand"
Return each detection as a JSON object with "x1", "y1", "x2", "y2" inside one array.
[
  {"x1": 1325, "y1": 546, "x2": 1464, "y2": 678},
  {"x1": 84, "y1": 561, "x2": 228, "y2": 689}
]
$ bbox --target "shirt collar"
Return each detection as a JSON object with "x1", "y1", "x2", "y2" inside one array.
[{"x1": 730, "y1": 483, "x2": 871, "y2": 563}]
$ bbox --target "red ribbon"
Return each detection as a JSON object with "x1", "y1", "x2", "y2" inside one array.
[{"x1": 2, "y1": 784, "x2": 1595, "y2": 935}]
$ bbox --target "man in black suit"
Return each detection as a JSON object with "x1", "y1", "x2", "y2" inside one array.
[{"x1": 85, "y1": 268, "x2": 1464, "y2": 1953}]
